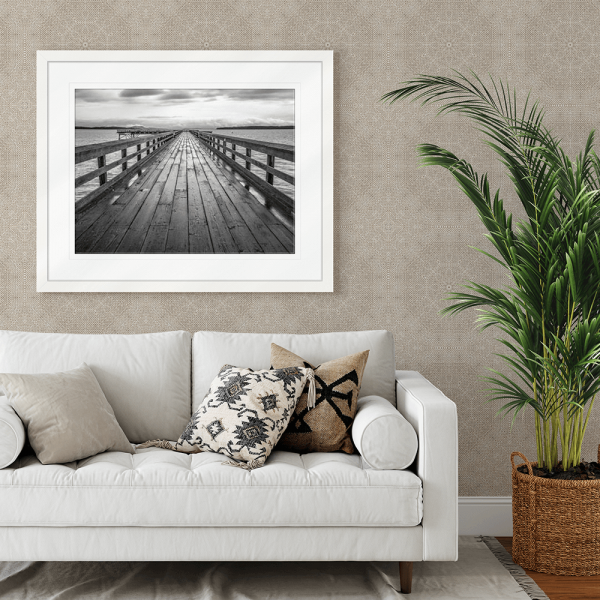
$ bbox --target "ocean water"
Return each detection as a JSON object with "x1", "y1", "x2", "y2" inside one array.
[
  {"x1": 211, "y1": 129, "x2": 294, "y2": 201},
  {"x1": 75, "y1": 129, "x2": 120, "y2": 146},
  {"x1": 74, "y1": 128, "x2": 295, "y2": 147},
  {"x1": 75, "y1": 128, "x2": 295, "y2": 204},
  {"x1": 214, "y1": 128, "x2": 294, "y2": 145}
]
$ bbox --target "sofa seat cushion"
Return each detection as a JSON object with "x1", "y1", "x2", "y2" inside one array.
[{"x1": 0, "y1": 447, "x2": 422, "y2": 527}]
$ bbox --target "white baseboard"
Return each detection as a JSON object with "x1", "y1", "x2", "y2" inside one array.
[{"x1": 458, "y1": 496, "x2": 512, "y2": 536}]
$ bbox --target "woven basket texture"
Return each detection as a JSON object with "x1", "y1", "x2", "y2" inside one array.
[{"x1": 511, "y1": 447, "x2": 600, "y2": 576}]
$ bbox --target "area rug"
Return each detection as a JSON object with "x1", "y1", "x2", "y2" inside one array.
[{"x1": 0, "y1": 537, "x2": 549, "y2": 599}]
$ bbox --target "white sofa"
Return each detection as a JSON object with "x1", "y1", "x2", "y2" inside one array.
[{"x1": 0, "y1": 329, "x2": 457, "y2": 594}]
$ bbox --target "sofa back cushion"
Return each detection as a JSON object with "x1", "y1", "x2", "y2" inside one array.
[
  {"x1": 0, "y1": 331, "x2": 191, "y2": 443},
  {"x1": 192, "y1": 330, "x2": 395, "y2": 412}
]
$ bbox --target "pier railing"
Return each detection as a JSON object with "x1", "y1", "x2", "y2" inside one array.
[
  {"x1": 190, "y1": 131, "x2": 294, "y2": 218},
  {"x1": 75, "y1": 131, "x2": 178, "y2": 210}
]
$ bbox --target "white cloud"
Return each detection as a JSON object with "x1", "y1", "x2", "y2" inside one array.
[{"x1": 75, "y1": 88, "x2": 295, "y2": 129}]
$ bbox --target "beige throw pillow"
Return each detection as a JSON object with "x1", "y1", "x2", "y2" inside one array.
[
  {"x1": 271, "y1": 344, "x2": 369, "y2": 453},
  {"x1": 0, "y1": 363, "x2": 133, "y2": 464}
]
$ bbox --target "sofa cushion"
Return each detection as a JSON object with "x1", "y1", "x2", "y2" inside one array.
[
  {"x1": 0, "y1": 363, "x2": 133, "y2": 464},
  {"x1": 0, "y1": 330, "x2": 191, "y2": 443},
  {"x1": 192, "y1": 331, "x2": 395, "y2": 412},
  {"x1": 140, "y1": 364, "x2": 314, "y2": 470},
  {"x1": 0, "y1": 447, "x2": 422, "y2": 527},
  {"x1": 0, "y1": 403, "x2": 25, "y2": 469},
  {"x1": 352, "y1": 396, "x2": 418, "y2": 470},
  {"x1": 271, "y1": 345, "x2": 369, "y2": 454}
]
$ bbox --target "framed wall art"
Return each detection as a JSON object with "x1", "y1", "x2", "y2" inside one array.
[{"x1": 37, "y1": 50, "x2": 333, "y2": 292}]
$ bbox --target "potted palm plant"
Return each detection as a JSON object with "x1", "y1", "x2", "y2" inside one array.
[{"x1": 383, "y1": 72, "x2": 600, "y2": 576}]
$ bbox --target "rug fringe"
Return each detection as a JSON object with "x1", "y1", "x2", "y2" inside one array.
[{"x1": 478, "y1": 536, "x2": 551, "y2": 600}]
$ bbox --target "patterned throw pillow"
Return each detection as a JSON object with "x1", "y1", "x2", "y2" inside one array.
[
  {"x1": 271, "y1": 344, "x2": 369, "y2": 454},
  {"x1": 139, "y1": 364, "x2": 314, "y2": 470}
]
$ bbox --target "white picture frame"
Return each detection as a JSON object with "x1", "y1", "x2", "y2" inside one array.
[{"x1": 37, "y1": 50, "x2": 333, "y2": 292}]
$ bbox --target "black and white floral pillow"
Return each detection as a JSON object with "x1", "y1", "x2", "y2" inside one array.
[{"x1": 139, "y1": 364, "x2": 314, "y2": 470}]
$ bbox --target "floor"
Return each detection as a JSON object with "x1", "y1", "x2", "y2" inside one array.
[
  {"x1": 75, "y1": 132, "x2": 294, "y2": 254},
  {"x1": 0, "y1": 539, "x2": 528, "y2": 600},
  {"x1": 497, "y1": 537, "x2": 600, "y2": 599}
]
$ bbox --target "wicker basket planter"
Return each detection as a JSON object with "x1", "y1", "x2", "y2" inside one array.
[{"x1": 511, "y1": 448, "x2": 600, "y2": 576}]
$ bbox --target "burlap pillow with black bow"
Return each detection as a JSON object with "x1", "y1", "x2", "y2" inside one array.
[{"x1": 271, "y1": 344, "x2": 369, "y2": 453}]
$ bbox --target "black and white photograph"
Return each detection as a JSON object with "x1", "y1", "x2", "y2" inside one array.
[
  {"x1": 74, "y1": 88, "x2": 295, "y2": 254},
  {"x1": 39, "y1": 51, "x2": 332, "y2": 292}
]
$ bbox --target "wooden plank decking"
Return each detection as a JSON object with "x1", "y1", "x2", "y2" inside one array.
[{"x1": 75, "y1": 132, "x2": 294, "y2": 254}]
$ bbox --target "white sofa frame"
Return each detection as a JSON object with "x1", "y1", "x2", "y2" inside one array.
[{"x1": 0, "y1": 370, "x2": 457, "y2": 595}]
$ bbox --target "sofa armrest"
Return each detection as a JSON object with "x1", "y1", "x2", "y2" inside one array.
[{"x1": 395, "y1": 370, "x2": 458, "y2": 561}]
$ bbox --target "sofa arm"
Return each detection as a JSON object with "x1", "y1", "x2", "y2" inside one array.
[
  {"x1": 0, "y1": 403, "x2": 26, "y2": 469},
  {"x1": 395, "y1": 370, "x2": 458, "y2": 561}
]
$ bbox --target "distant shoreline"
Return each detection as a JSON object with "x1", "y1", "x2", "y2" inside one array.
[
  {"x1": 75, "y1": 125, "x2": 295, "y2": 130},
  {"x1": 215, "y1": 126, "x2": 294, "y2": 130}
]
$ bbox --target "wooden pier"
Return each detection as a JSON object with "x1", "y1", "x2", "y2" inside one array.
[
  {"x1": 190, "y1": 131, "x2": 294, "y2": 221},
  {"x1": 75, "y1": 131, "x2": 294, "y2": 254}
]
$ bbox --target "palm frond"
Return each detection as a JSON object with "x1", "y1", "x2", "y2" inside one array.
[{"x1": 384, "y1": 71, "x2": 600, "y2": 469}]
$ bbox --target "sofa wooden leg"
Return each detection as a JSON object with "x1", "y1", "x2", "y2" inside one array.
[{"x1": 399, "y1": 561, "x2": 413, "y2": 594}]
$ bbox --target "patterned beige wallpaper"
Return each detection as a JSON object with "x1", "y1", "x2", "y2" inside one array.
[{"x1": 1, "y1": 0, "x2": 599, "y2": 495}]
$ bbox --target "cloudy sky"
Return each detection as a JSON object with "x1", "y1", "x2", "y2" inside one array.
[{"x1": 75, "y1": 88, "x2": 295, "y2": 129}]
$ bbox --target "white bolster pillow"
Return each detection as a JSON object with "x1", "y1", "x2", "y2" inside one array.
[
  {"x1": 0, "y1": 403, "x2": 26, "y2": 469},
  {"x1": 352, "y1": 395, "x2": 418, "y2": 470}
]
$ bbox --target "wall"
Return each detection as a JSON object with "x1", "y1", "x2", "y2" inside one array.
[{"x1": 1, "y1": 0, "x2": 599, "y2": 496}]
